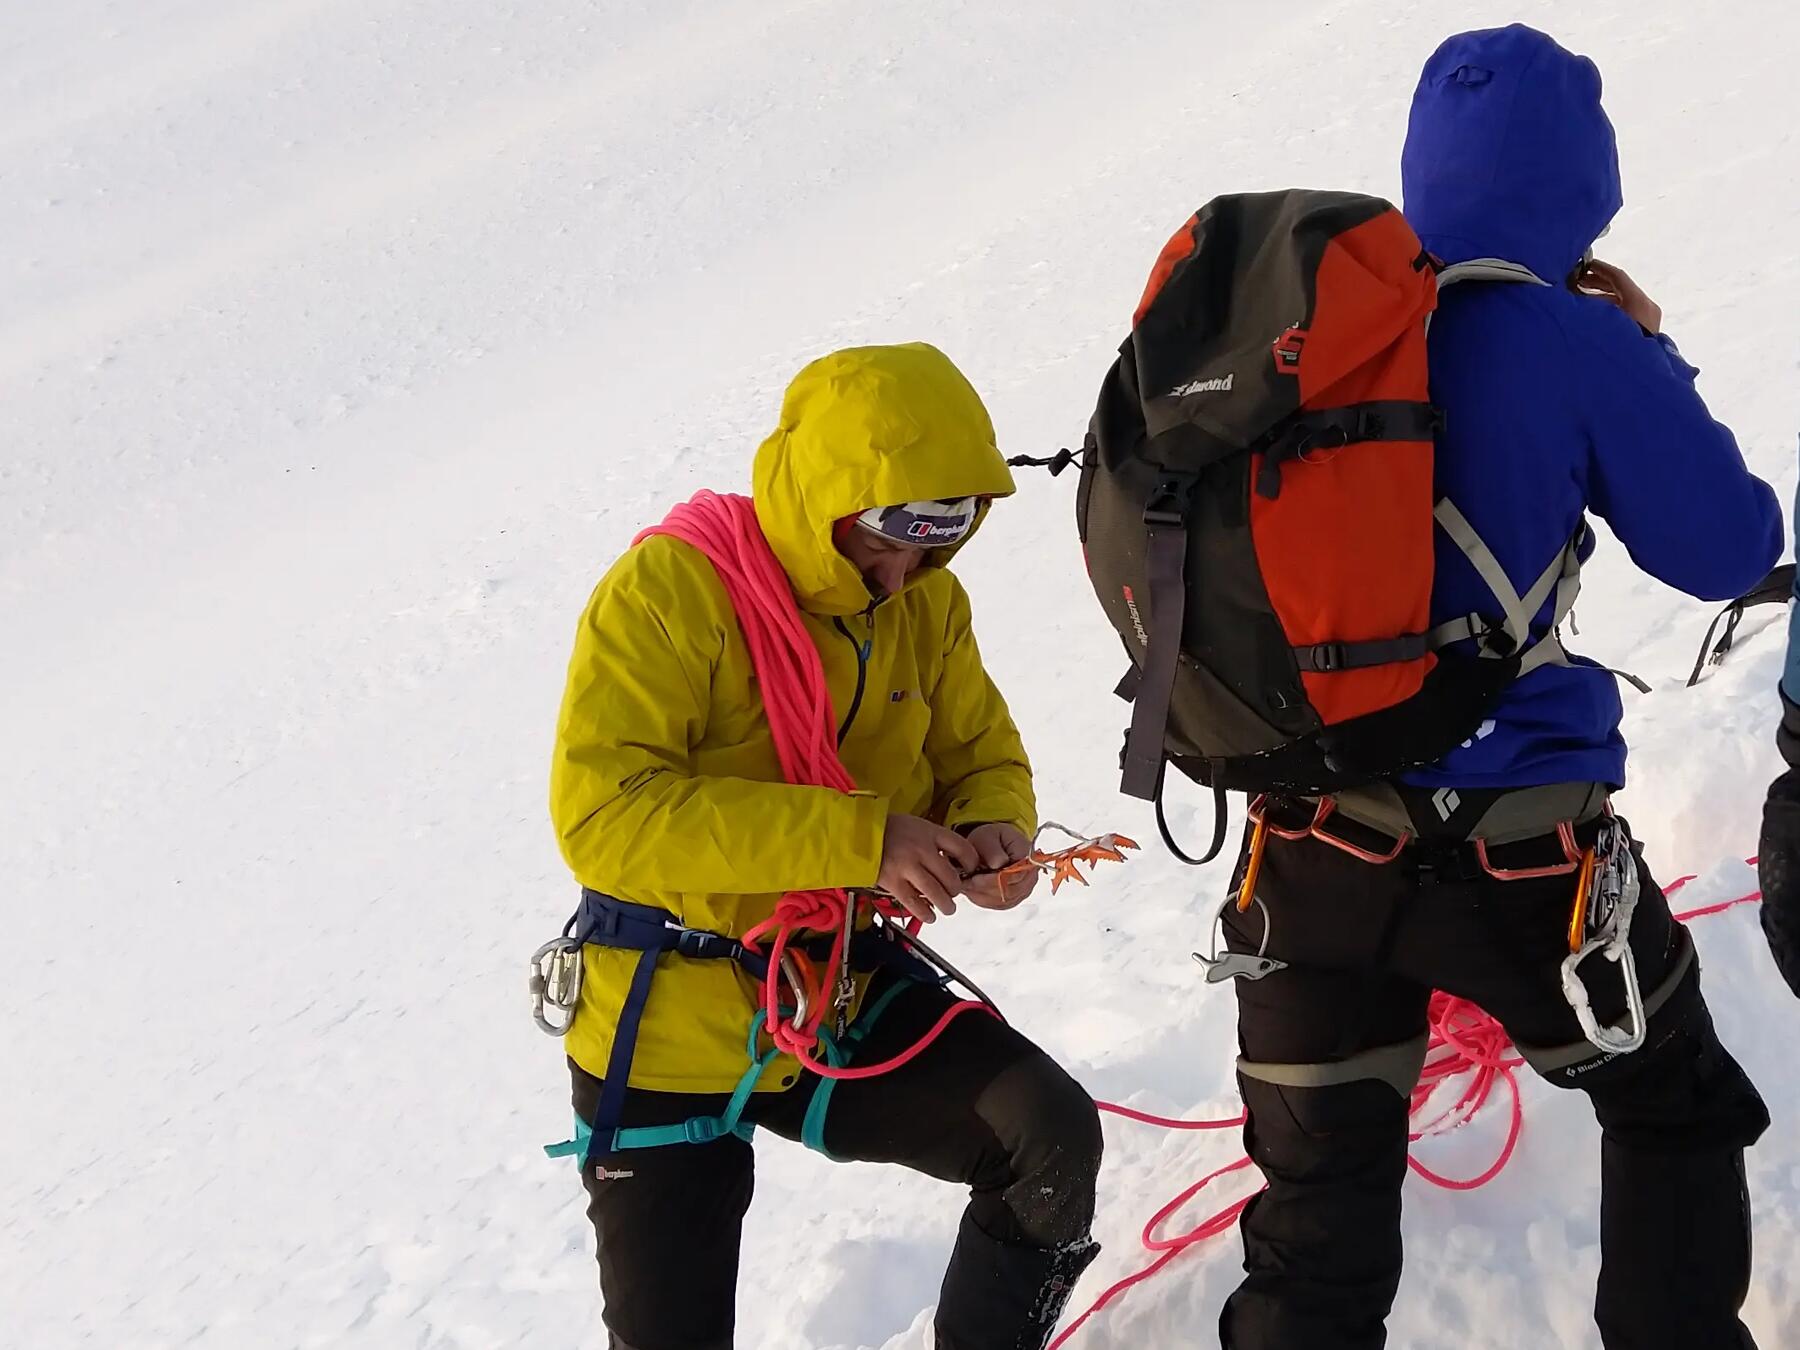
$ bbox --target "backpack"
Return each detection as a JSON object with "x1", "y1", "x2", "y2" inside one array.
[{"x1": 1072, "y1": 189, "x2": 1581, "y2": 823}]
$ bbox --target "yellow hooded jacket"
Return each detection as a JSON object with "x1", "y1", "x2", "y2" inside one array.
[{"x1": 550, "y1": 343, "x2": 1035, "y2": 1094}]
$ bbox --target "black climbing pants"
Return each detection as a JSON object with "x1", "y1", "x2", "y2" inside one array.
[
  {"x1": 1219, "y1": 821, "x2": 1769, "y2": 1350},
  {"x1": 569, "y1": 972, "x2": 1102, "y2": 1350}
]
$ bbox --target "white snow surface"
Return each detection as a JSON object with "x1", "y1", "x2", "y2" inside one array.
[{"x1": 6, "y1": 1, "x2": 1800, "y2": 1347}]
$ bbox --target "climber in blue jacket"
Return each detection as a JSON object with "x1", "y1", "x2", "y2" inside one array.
[
  {"x1": 1401, "y1": 26, "x2": 1782, "y2": 790},
  {"x1": 1220, "y1": 26, "x2": 1779, "y2": 1350}
]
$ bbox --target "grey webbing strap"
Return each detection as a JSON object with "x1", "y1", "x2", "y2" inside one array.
[
  {"x1": 1432, "y1": 499, "x2": 1582, "y2": 669},
  {"x1": 1428, "y1": 611, "x2": 1489, "y2": 649},
  {"x1": 1120, "y1": 483, "x2": 1194, "y2": 801},
  {"x1": 1238, "y1": 1033, "x2": 1430, "y2": 1101},
  {"x1": 1426, "y1": 258, "x2": 1547, "y2": 338},
  {"x1": 1514, "y1": 534, "x2": 1583, "y2": 675},
  {"x1": 1516, "y1": 931, "x2": 1698, "y2": 1076},
  {"x1": 1435, "y1": 258, "x2": 1550, "y2": 290},
  {"x1": 1516, "y1": 633, "x2": 1570, "y2": 676},
  {"x1": 1432, "y1": 500, "x2": 1525, "y2": 653}
]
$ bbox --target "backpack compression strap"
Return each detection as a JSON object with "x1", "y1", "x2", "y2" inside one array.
[{"x1": 1121, "y1": 476, "x2": 1197, "y2": 801}]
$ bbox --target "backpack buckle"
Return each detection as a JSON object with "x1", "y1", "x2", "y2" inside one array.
[
  {"x1": 1142, "y1": 474, "x2": 1198, "y2": 526},
  {"x1": 1305, "y1": 642, "x2": 1346, "y2": 672},
  {"x1": 674, "y1": 929, "x2": 742, "y2": 962}
]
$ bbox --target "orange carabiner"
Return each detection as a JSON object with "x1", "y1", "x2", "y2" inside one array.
[
  {"x1": 1237, "y1": 814, "x2": 1271, "y2": 913},
  {"x1": 1567, "y1": 845, "x2": 1599, "y2": 953}
]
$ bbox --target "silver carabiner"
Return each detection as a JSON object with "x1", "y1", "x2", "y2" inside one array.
[
  {"x1": 1561, "y1": 940, "x2": 1646, "y2": 1057},
  {"x1": 832, "y1": 894, "x2": 859, "y2": 1037},
  {"x1": 529, "y1": 936, "x2": 584, "y2": 1036},
  {"x1": 1193, "y1": 890, "x2": 1288, "y2": 984},
  {"x1": 1560, "y1": 820, "x2": 1646, "y2": 1055},
  {"x1": 779, "y1": 950, "x2": 811, "y2": 1032}
]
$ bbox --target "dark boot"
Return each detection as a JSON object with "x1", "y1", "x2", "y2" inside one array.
[{"x1": 934, "y1": 1211, "x2": 1099, "y2": 1350}]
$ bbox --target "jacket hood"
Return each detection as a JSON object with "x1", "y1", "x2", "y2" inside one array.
[
  {"x1": 1402, "y1": 25, "x2": 1622, "y2": 282},
  {"x1": 751, "y1": 343, "x2": 1016, "y2": 615}
]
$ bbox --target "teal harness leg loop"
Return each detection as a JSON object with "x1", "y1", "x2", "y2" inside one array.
[
  {"x1": 549, "y1": 1009, "x2": 782, "y2": 1162},
  {"x1": 544, "y1": 1116, "x2": 591, "y2": 1160},
  {"x1": 800, "y1": 977, "x2": 916, "y2": 1160}
]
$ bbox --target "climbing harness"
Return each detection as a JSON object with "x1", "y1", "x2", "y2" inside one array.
[
  {"x1": 536, "y1": 887, "x2": 957, "y2": 1164},
  {"x1": 534, "y1": 819, "x2": 1139, "y2": 1167},
  {"x1": 1238, "y1": 790, "x2": 1648, "y2": 1055},
  {"x1": 1560, "y1": 816, "x2": 1645, "y2": 1055}
]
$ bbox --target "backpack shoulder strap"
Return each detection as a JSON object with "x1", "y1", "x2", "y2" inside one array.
[
  {"x1": 1435, "y1": 257, "x2": 1550, "y2": 290},
  {"x1": 1429, "y1": 499, "x2": 1582, "y2": 674},
  {"x1": 1429, "y1": 505, "x2": 1653, "y2": 692}
]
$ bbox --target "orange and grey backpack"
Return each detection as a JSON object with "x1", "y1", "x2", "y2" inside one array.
[{"x1": 1060, "y1": 190, "x2": 1583, "y2": 848}]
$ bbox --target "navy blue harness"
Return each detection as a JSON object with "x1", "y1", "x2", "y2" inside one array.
[{"x1": 546, "y1": 890, "x2": 938, "y2": 1164}]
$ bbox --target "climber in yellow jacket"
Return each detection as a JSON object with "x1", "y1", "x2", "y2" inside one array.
[{"x1": 549, "y1": 343, "x2": 1100, "y2": 1350}]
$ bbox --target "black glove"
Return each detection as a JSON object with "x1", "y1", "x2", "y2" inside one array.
[{"x1": 1757, "y1": 690, "x2": 1800, "y2": 997}]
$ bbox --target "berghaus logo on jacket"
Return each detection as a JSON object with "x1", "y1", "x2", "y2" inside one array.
[{"x1": 1170, "y1": 373, "x2": 1234, "y2": 396}]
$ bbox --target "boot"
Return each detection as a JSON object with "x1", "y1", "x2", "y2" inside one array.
[{"x1": 934, "y1": 1211, "x2": 1099, "y2": 1350}]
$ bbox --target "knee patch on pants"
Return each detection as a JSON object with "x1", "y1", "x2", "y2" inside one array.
[
  {"x1": 1236, "y1": 1035, "x2": 1423, "y2": 1188},
  {"x1": 976, "y1": 1052, "x2": 1103, "y2": 1248}
]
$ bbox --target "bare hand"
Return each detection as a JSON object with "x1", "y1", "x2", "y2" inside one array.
[
  {"x1": 876, "y1": 814, "x2": 980, "y2": 924},
  {"x1": 961, "y1": 823, "x2": 1040, "y2": 910},
  {"x1": 1573, "y1": 258, "x2": 1662, "y2": 334}
]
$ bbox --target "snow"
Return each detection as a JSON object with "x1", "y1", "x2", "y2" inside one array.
[{"x1": 5, "y1": 1, "x2": 1799, "y2": 1347}]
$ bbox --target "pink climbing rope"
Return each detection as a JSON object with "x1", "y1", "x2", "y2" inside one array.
[
  {"x1": 636, "y1": 491, "x2": 992, "y2": 1081},
  {"x1": 1050, "y1": 866, "x2": 1765, "y2": 1348}
]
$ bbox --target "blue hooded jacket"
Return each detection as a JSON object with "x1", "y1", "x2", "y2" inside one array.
[{"x1": 1401, "y1": 24, "x2": 1782, "y2": 790}]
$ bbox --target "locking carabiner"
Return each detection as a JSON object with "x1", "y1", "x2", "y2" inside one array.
[
  {"x1": 529, "y1": 936, "x2": 584, "y2": 1036},
  {"x1": 1559, "y1": 818, "x2": 1646, "y2": 1056}
]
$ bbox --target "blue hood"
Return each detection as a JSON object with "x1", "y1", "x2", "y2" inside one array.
[{"x1": 1402, "y1": 25, "x2": 1622, "y2": 282}]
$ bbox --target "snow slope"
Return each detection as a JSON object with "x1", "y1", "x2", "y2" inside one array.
[{"x1": 5, "y1": 1, "x2": 1799, "y2": 1346}]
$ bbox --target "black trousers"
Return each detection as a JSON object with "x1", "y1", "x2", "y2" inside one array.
[
  {"x1": 570, "y1": 973, "x2": 1102, "y2": 1350},
  {"x1": 1219, "y1": 824, "x2": 1769, "y2": 1350}
]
